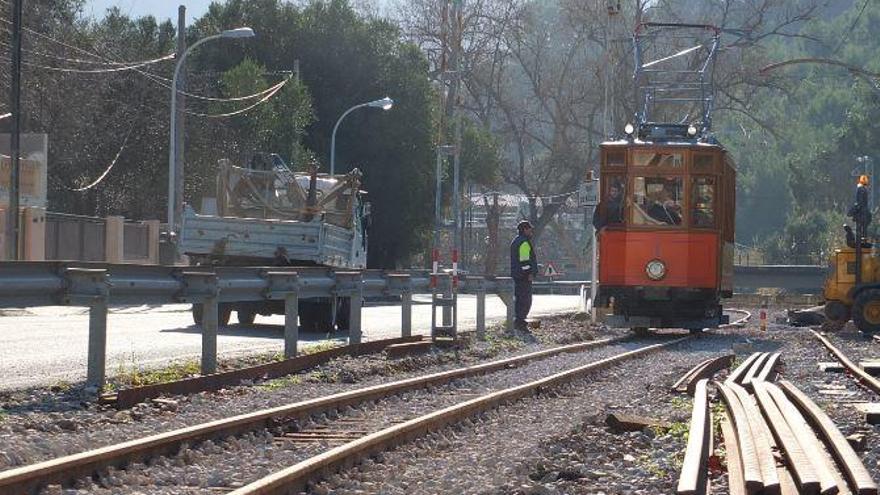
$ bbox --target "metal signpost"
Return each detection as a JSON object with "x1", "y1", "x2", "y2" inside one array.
[{"x1": 580, "y1": 176, "x2": 599, "y2": 323}]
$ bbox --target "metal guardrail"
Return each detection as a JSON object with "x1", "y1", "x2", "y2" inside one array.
[
  {"x1": 0, "y1": 262, "x2": 516, "y2": 389},
  {"x1": 0, "y1": 261, "x2": 828, "y2": 390}
]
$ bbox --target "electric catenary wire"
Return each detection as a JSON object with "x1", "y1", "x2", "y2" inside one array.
[
  {"x1": 185, "y1": 76, "x2": 292, "y2": 118},
  {"x1": 22, "y1": 52, "x2": 175, "y2": 73},
  {"x1": 0, "y1": 14, "x2": 297, "y2": 106},
  {"x1": 68, "y1": 126, "x2": 134, "y2": 192}
]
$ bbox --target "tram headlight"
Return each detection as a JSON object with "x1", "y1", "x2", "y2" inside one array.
[
  {"x1": 687, "y1": 125, "x2": 698, "y2": 137},
  {"x1": 624, "y1": 123, "x2": 635, "y2": 136},
  {"x1": 645, "y1": 259, "x2": 667, "y2": 281}
]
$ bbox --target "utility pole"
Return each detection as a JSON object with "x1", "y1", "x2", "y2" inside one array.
[
  {"x1": 174, "y1": 5, "x2": 187, "y2": 232},
  {"x1": 8, "y1": 0, "x2": 24, "y2": 260},
  {"x1": 432, "y1": 0, "x2": 464, "y2": 273}
]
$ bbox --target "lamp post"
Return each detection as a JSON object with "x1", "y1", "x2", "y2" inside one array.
[
  {"x1": 330, "y1": 97, "x2": 394, "y2": 175},
  {"x1": 167, "y1": 27, "x2": 255, "y2": 233}
]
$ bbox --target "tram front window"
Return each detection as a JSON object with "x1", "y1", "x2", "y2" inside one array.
[{"x1": 632, "y1": 177, "x2": 683, "y2": 226}]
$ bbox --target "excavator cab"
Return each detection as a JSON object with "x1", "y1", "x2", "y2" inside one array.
[{"x1": 824, "y1": 225, "x2": 880, "y2": 333}]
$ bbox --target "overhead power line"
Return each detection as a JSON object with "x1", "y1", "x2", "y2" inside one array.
[
  {"x1": 186, "y1": 76, "x2": 292, "y2": 118},
  {"x1": 22, "y1": 52, "x2": 174, "y2": 73},
  {"x1": 67, "y1": 125, "x2": 134, "y2": 191}
]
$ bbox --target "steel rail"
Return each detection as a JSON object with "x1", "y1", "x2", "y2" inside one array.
[
  {"x1": 0, "y1": 335, "x2": 632, "y2": 494},
  {"x1": 106, "y1": 335, "x2": 424, "y2": 409},
  {"x1": 811, "y1": 330, "x2": 880, "y2": 395},
  {"x1": 671, "y1": 354, "x2": 734, "y2": 395},
  {"x1": 716, "y1": 382, "x2": 765, "y2": 492},
  {"x1": 764, "y1": 383, "x2": 844, "y2": 495},
  {"x1": 729, "y1": 382, "x2": 781, "y2": 491},
  {"x1": 755, "y1": 353, "x2": 782, "y2": 384},
  {"x1": 753, "y1": 382, "x2": 820, "y2": 494},
  {"x1": 720, "y1": 410, "x2": 748, "y2": 495},
  {"x1": 778, "y1": 380, "x2": 878, "y2": 495},
  {"x1": 230, "y1": 336, "x2": 692, "y2": 495},
  {"x1": 741, "y1": 352, "x2": 770, "y2": 388},
  {"x1": 676, "y1": 378, "x2": 711, "y2": 495},
  {"x1": 725, "y1": 353, "x2": 763, "y2": 385}
]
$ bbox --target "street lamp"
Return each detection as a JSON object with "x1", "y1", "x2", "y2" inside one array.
[
  {"x1": 167, "y1": 27, "x2": 255, "y2": 233},
  {"x1": 330, "y1": 97, "x2": 394, "y2": 175}
]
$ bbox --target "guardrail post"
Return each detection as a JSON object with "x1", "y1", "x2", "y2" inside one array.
[
  {"x1": 263, "y1": 270, "x2": 300, "y2": 358},
  {"x1": 464, "y1": 276, "x2": 488, "y2": 340},
  {"x1": 387, "y1": 274, "x2": 413, "y2": 338},
  {"x1": 176, "y1": 271, "x2": 220, "y2": 374},
  {"x1": 62, "y1": 268, "x2": 111, "y2": 389},
  {"x1": 335, "y1": 272, "x2": 363, "y2": 344},
  {"x1": 495, "y1": 277, "x2": 516, "y2": 334}
]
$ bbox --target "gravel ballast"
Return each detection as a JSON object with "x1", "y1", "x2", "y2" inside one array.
[{"x1": 6, "y1": 310, "x2": 880, "y2": 495}]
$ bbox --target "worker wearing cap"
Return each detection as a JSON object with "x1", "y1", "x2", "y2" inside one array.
[
  {"x1": 850, "y1": 175, "x2": 872, "y2": 244},
  {"x1": 510, "y1": 220, "x2": 538, "y2": 332}
]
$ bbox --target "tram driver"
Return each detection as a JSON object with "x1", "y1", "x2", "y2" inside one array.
[{"x1": 647, "y1": 186, "x2": 682, "y2": 225}]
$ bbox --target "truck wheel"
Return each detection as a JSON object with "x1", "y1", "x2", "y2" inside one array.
[
  {"x1": 852, "y1": 289, "x2": 880, "y2": 334},
  {"x1": 192, "y1": 303, "x2": 231, "y2": 327},
  {"x1": 336, "y1": 298, "x2": 351, "y2": 331},
  {"x1": 192, "y1": 304, "x2": 203, "y2": 325},
  {"x1": 237, "y1": 309, "x2": 257, "y2": 326},
  {"x1": 824, "y1": 301, "x2": 851, "y2": 322},
  {"x1": 299, "y1": 301, "x2": 332, "y2": 333}
]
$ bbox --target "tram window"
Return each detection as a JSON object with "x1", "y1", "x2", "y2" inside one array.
[
  {"x1": 694, "y1": 154, "x2": 714, "y2": 170},
  {"x1": 632, "y1": 151, "x2": 683, "y2": 168},
  {"x1": 691, "y1": 177, "x2": 716, "y2": 228},
  {"x1": 606, "y1": 151, "x2": 625, "y2": 167},
  {"x1": 631, "y1": 176, "x2": 683, "y2": 226},
  {"x1": 602, "y1": 177, "x2": 626, "y2": 225}
]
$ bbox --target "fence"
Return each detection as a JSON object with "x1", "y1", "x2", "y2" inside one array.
[
  {"x1": 0, "y1": 262, "x2": 516, "y2": 389},
  {"x1": 43, "y1": 213, "x2": 159, "y2": 264},
  {"x1": 45, "y1": 212, "x2": 106, "y2": 261}
]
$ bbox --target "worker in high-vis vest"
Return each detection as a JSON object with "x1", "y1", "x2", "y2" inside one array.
[{"x1": 510, "y1": 220, "x2": 539, "y2": 332}]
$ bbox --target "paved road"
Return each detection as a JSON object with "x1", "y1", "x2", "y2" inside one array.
[{"x1": 0, "y1": 295, "x2": 581, "y2": 391}]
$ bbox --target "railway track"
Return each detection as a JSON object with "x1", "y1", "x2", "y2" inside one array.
[
  {"x1": 677, "y1": 348, "x2": 878, "y2": 495},
  {"x1": 0, "y1": 332, "x2": 692, "y2": 495}
]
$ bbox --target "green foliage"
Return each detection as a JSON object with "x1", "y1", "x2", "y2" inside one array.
[
  {"x1": 114, "y1": 356, "x2": 201, "y2": 388},
  {"x1": 193, "y1": 0, "x2": 437, "y2": 267},
  {"x1": 257, "y1": 374, "x2": 302, "y2": 391},
  {"x1": 716, "y1": 0, "x2": 880, "y2": 261}
]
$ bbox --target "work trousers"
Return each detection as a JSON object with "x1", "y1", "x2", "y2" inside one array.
[{"x1": 514, "y1": 278, "x2": 533, "y2": 326}]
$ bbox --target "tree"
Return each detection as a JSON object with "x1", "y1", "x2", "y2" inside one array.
[{"x1": 192, "y1": 0, "x2": 439, "y2": 267}]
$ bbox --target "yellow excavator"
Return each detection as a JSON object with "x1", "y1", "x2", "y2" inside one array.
[{"x1": 824, "y1": 176, "x2": 880, "y2": 333}]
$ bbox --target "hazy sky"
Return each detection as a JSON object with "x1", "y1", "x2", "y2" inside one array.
[
  {"x1": 84, "y1": 0, "x2": 394, "y2": 22},
  {"x1": 84, "y1": 1, "x2": 213, "y2": 22}
]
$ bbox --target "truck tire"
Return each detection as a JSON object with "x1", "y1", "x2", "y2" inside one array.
[
  {"x1": 852, "y1": 289, "x2": 880, "y2": 334},
  {"x1": 192, "y1": 303, "x2": 232, "y2": 327},
  {"x1": 299, "y1": 301, "x2": 333, "y2": 333},
  {"x1": 336, "y1": 297, "x2": 351, "y2": 331},
  {"x1": 237, "y1": 309, "x2": 257, "y2": 326}
]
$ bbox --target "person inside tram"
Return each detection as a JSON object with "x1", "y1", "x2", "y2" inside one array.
[
  {"x1": 592, "y1": 179, "x2": 625, "y2": 230},
  {"x1": 647, "y1": 186, "x2": 682, "y2": 225}
]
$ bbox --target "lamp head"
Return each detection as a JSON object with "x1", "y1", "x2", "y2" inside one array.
[
  {"x1": 221, "y1": 27, "x2": 255, "y2": 39},
  {"x1": 368, "y1": 97, "x2": 394, "y2": 111}
]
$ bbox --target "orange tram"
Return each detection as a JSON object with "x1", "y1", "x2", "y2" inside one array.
[{"x1": 595, "y1": 130, "x2": 736, "y2": 331}]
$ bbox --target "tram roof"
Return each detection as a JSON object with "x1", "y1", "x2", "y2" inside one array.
[{"x1": 600, "y1": 139, "x2": 726, "y2": 150}]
